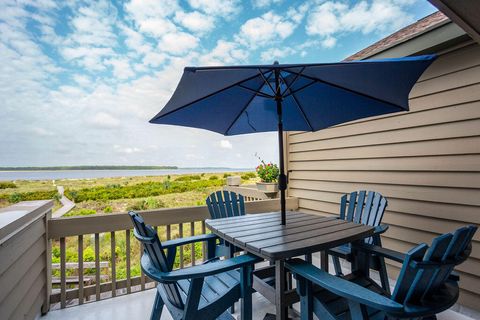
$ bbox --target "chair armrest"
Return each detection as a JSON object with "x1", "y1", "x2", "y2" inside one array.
[
  {"x1": 354, "y1": 243, "x2": 406, "y2": 263},
  {"x1": 162, "y1": 233, "x2": 218, "y2": 249},
  {"x1": 448, "y1": 271, "x2": 460, "y2": 282},
  {"x1": 142, "y1": 253, "x2": 262, "y2": 282},
  {"x1": 374, "y1": 224, "x2": 389, "y2": 235},
  {"x1": 286, "y1": 259, "x2": 403, "y2": 314}
]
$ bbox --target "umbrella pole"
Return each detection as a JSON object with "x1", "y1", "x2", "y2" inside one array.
[
  {"x1": 274, "y1": 64, "x2": 287, "y2": 225},
  {"x1": 277, "y1": 107, "x2": 287, "y2": 225}
]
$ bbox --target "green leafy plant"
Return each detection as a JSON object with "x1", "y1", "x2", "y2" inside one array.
[
  {"x1": 0, "y1": 182, "x2": 16, "y2": 189},
  {"x1": 209, "y1": 175, "x2": 219, "y2": 180},
  {"x1": 255, "y1": 155, "x2": 279, "y2": 183},
  {"x1": 241, "y1": 172, "x2": 256, "y2": 180}
]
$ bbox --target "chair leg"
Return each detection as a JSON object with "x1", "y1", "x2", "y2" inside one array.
[
  {"x1": 240, "y1": 265, "x2": 253, "y2": 320},
  {"x1": 377, "y1": 256, "x2": 391, "y2": 295},
  {"x1": 150, "y1": 290, "x2": 164, "y2": 320},
  {"x1": 332, "y1": 256, "x2": 343, "y2": 276}
]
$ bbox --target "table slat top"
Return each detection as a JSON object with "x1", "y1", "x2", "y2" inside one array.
[{"x1": 206, "y1": 211, "x2": 375, "y2": 260}]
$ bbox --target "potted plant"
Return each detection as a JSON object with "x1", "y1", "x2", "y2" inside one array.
[{"x1": 255, "y1": 157, "x2": 280, "y2": 192}]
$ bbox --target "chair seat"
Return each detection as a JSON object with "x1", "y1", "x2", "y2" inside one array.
[
  {"x1": 312, "y1": 274, "x2": 387, "y2": 320},
  {"x1": 328, "y1": 244, "x2": 352, "y2": 260},
  {"x1": 177, "y1": 270, "x2": 241, "y2": 309}
]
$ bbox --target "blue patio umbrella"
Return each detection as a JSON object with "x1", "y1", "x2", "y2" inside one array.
[{"x1": 150, "y1": 55, "x2": 436, "y2": 225}]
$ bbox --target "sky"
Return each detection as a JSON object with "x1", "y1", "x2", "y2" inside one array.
[{"x1": 0, "y1": 0, "x2": 437, "y2": 168}]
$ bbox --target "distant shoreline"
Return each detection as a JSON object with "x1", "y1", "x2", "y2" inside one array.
[{"x1": 0, "y1": 165, "x2": 179, "y2": 171}]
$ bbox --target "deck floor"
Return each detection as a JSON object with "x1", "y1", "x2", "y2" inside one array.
[
  {"x1": 41, "y1": 259, "x2": 475, "y2": 320},
  {"x1": 42, "y1": 287, "x2": 472, "y2": 320}
]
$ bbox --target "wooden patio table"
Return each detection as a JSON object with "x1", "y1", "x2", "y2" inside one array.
[{"x1": 206, "y1": 211, "x2": 375, "y2": 320}]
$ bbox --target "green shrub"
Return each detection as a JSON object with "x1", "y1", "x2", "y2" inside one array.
[
  {"x1": 103, "y1": 206, "x2": 113, "y2": 213},
  {"x1": 65, "y1": 208, "x2": 96, "y2": 217},
  {"x1": 0, "y1": 182, "x2": 16, "y2": 189},
  {"x1": 83, "y1": 247, "x2": 95, "y2": 262},
  {"x1": 223, "y1": 173, "x2": 232, "y2": 178},
  {"x1": 175, "y1": 175, "x2": 201, "y2": 182},
  {"x1": 241, "y1": 172, "x2": 256, "y2": 180},
  {"x1": 7, "y1": 189, "x2": 58, "y2": 203},
  {"x1": 209, "y1": 175, "x2": 219, "y2": 180},
  {"x1": 65, "y1": 179, "x2": 225, "y2": 202},
  {"x1": 127, "y1": 198, "x2": 166, "y2": 211}
]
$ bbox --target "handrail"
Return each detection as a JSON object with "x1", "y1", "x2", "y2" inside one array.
[{"x1": 48, "y1": 197, "x2": 298, "y2": 239}]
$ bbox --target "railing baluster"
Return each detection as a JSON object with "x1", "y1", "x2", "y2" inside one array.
[
  {"x1": 60, "y1": 237, "x2": 66, "y2": 309},
  {"x1": 179, "y1": 223, "x2": 184, "y2": 269},
  {"x1": 78, "y1": 235, "x2": 84, "y2": 305},
  {"x1": 140, "y1": 238, "x2": 145, "y2": 291},
  {"x1": 111, "y1": 231, "x2": 116, "y2": 297},
  {"x1": 166, "y1": 224, "x2": 171, "y2": 240},
  {"x1": 190, "y1": 222, "x2": 195, "y2": 266},
  {"x1": 202, "y1": 221, "x2": 206, "y2": 261},
  {"x1": 126, "y1": 229, "x2": 131, "y2": 294},
  {"x1": 95, "y1": 233, "x2": 100, "y2": 301}
]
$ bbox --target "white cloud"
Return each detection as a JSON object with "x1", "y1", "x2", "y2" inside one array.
[
  {"x1": 220, "y1": 139, "x2": 233, "y2": 149},
  {"x1": 174, "y1": 11, "x2": 215, "y2": 34},
  {"x1": 260, "y1": 47, "x2": 296, "y2": 62},
  {"x1": 73, "y1": 75, "x2": 92, "y2": 87},
  {"x1": 89, "y1": 112, "x2": 121, "y2": 128},
  {"x1": 124, "y1": 0, "x2": 179, "y2": 38},
  {"x1": 236, "y1": 11, "x2": 297, "y2": 48},
  {"x1": 252, "y1": 0, "x2": 282, "y2": 9},
  {"x1": 199, "y1": 40, "x2": 248, "y2": 65},
  {"x1": 106, "y1": 58, "x2": 135, "y2": 80},
  {"x1": 159, "y1": 31, "x2": 199, "y2": 55},
  {"x1": 61, "y1": 1, "x2": 118, "y2": 70},
  {"x1": 188, "y1": 0, "x2": 241, "y2": 18},
  {"x1": 306, "y1": 0, "x2": 415, "y2": 48},
  {"x1": 114, "y1": 145, "x2": 143, "y2": 154}
]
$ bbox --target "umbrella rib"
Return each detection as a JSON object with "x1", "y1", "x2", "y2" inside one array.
[
  {"x1": 278, "y1": 73, "x2": 314, "y2": 132},
  {"x1": 238, "y1": 84, "x2": 274, "y2": 98},
  {"x1": 283, "y1": 80, "x2": 317, "y2": 98},
  {"x1": 151, "y1": 72, "x2": 269, "y2": 121},
  {"x1": 285, "y1": 70, "x2": 407, "y2": 111},
  {"x1": 224, "y1": 71, "x2": 275, "y2": 135},
  {"x1": 258, "y1": 68, "x2": 276, "y2": 95},
  {"x1": 280, "y1": 67, "x2": 305, "y2": 97}
]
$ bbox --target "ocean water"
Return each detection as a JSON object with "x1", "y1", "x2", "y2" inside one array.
[{"x1": 0, "y1": 168, "x2": 252, "y2": 181}]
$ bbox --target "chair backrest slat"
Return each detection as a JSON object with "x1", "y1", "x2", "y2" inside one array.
[
  {"x1": 346, "y1": 191, "x2": 358, "y2": 221},
  {"x1": 361, "y1": 191, "x2": 375, "y2": 224},
  {"x1": 339, "y1": 194, "x2": 348, "y2": 220},
  {"x1": 353, "y1": 190, "x2": 366, "y2": 223},
  {"x1": 129, "y1": 211, "x2": 184, "y2": 309},
  {"x1": 206, "y1": 191, "x2": 245, "y2": 219},
  {"x1": 216, "y1": 191, "x2": 227, "y2": 218}
]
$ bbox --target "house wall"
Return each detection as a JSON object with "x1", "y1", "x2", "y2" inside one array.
[
  {"x1": 286, "y1": 42, "x2": 480, "y2": 310},
  {"x1": 0, "y1": 201, "x2": 53, "y2": 320}
]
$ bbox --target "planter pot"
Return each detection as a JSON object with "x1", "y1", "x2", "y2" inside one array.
[{"x1": 256, "y1": 182, "x2": 279, "y2": 192}]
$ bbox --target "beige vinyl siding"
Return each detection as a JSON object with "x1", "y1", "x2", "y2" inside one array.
[
  {"x1": 0, "y1": 201, "x2": 52, "y2": 320},
  {"x1": 286, "y1": 42, "x2": 480, "y2": 310}
]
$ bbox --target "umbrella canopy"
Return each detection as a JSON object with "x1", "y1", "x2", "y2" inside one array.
[{"x1": 150, "y1": 55, "x2": 436, "y2": 224}]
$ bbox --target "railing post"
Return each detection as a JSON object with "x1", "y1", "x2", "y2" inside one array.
[{"x1": 42, "y1": 205, "x2": 52, "y2": 314}]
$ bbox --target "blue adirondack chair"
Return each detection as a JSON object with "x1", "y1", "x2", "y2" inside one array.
[
  {"x1": 206, "y1": 191, "x2": 245, "y2": 258},
  {"x1": 328, "y1": 190, "x2": 390, "y2": 293},
  {"x1": 287, "y1": 225, "x2": 478, "y2": 320},
  {"x1": 129, "y1": 211, "x2": 260, "y2": 320}
]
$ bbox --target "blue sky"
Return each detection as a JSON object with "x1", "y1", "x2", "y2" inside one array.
[{"x1": 0, "y1": 0, "x2": 437, "y2": 168}]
